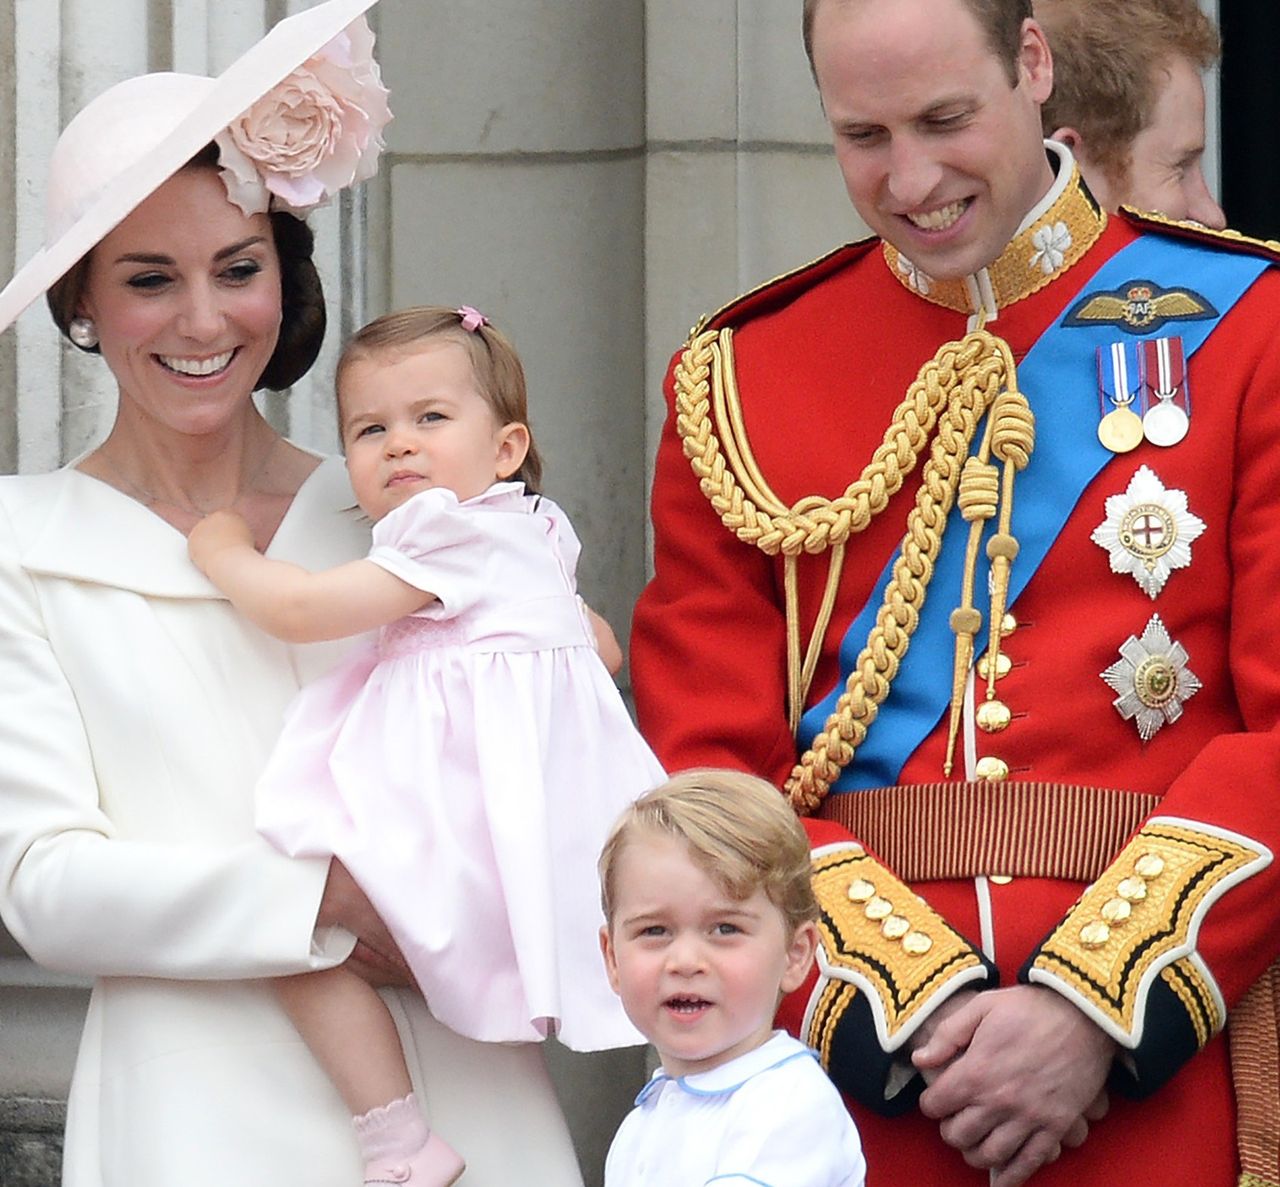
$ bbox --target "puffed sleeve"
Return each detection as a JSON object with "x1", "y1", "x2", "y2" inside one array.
[
  {"x1": 0, "y1": 497, "x2": 354, "y2": 980},
  {"x1": 527, "y1": 494, "x2": 582, "y2": 595},
  {"x1": 366, "y1": 487, "x2": 496, "y2": 618},
  {"x1": 712, "y1": 1057, "x2": 867, "y2": 1187}
]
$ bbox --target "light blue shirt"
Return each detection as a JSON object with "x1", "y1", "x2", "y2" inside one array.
[{"x1": 605, "y1": 1032, "x2": 866, "y2": 1187}]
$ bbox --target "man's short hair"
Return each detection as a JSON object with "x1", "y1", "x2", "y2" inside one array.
[
  {"x1": 803, "y1": 0, "x2": 1033, "y2": 87},
  {"x1": 1036, "y1": 0, "x2": 1221, "y2": 185},
  {"x1": 598, "y1": 769, "x2": 818, "y2": 934}
]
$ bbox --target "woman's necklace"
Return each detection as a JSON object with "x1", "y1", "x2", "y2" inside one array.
[{"x1": 96, "y1": 437, "x2": 279, "y2": 519}]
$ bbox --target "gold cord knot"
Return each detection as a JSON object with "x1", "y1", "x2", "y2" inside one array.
[
  {"x1": 991, "y1": 393, "x2": 1035, "y2": 469},
  {"x1": 958, "y1": 459, "x2": 999, "y2": 521}
]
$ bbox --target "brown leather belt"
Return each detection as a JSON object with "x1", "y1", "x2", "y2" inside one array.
[{"x1": 815, "y1": 780, "x2": 1161, "y2": 883}]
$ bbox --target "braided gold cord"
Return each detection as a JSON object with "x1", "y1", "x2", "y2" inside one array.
[
  {"x1": 786, "y1": 349, "x2": 1011, "y2": 812},
  {"x1": 983, "y1": 394, "x2": 1035, "y2": 700},
  {"x1": 675, "y1": 327, "x2": 960, "y2": 557},
  {"x1": 671, "y1": 323, "x2": 1022, "y2": 812},
  {"x1": 941, "y1": 449, "x2": 1001, "y2": 777},
  {"x1": 675, "y1": 327, "x2": 1008, "y2": 733},
  {"x1": 941, "y1": 376, "x2": 1035, "y2": 775}
]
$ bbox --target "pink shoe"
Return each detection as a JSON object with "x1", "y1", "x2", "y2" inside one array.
[{"x1": 363, "y1": 1132, "x2": 466, "y2": 1186}]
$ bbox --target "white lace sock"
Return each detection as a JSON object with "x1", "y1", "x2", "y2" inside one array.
[{"x1": 352, "y1": 1092, "x2": 430, "y2": 1162}]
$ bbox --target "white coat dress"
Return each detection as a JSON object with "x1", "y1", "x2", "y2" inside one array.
[{"x1": 0, "y1": 456, "x2": 584, "y2": 1187}]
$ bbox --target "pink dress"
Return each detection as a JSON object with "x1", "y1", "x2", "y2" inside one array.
[{"x1": 256, "y1": 482, "x2": 661, "y2": 1050}]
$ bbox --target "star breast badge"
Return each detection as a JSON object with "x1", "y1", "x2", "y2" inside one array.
[
  {"x1": 1101, "y1": 615, "x2": 1202, "y2": 742},
  {"x1": 1090, "y1": 466, "x2": 1206, "y2": 598}
]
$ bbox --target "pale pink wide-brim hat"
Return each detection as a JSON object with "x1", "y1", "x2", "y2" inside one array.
[{"x1": 0, "y1": 0, "x2": 386, "y2": 337}]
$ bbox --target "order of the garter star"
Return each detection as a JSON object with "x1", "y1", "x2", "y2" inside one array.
[{"x1": 1090, "y1": 465, "x2": 1205, "y2": 599}]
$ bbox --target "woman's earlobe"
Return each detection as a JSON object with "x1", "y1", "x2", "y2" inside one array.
[{"x1": 69, "y1": 317, "x2": 99, "y2": 349}]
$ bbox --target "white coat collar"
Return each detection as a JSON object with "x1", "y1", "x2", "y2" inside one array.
[{"x1": 5, "y1": 455, "x2": 365, "y2": 598}]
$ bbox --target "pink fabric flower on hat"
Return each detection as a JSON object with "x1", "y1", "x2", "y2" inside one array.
[{"x1": 215, "y1": 15, "x2": 392, "y2": 217}]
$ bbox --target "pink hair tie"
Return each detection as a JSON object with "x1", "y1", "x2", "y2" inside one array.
[{"x1": 457, "y1": 305, "x2": 489, "y2": 332}]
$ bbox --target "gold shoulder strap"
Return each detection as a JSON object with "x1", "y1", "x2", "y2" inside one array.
[{"x1": 672, "y1": 323, "x2": 1033, "y2": 811}]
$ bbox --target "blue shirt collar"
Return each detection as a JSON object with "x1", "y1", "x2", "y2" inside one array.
[{"x1": 634, "y1": 1032, "x2": 818, "y2": 1105}]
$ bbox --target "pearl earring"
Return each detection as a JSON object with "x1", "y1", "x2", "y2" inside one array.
[{"x1": 69, "y1": 317, "x2": 99, "y2": 349}]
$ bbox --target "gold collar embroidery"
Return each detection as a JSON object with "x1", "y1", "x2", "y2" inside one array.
[{"x1": 883, "y1": 162, "x2": 1107, "y2": 315}]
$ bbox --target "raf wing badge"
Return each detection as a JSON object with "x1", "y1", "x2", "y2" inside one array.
[
  {"x1": 1065, "y1": 279, "x2": 1218, "y2": 335},
  {"x1": 1091, "y1": 466, "x2": 1206, "y2": 598},
  {"x1": 1102, "y1": 614, "x2": 1201, "y2": 742}
]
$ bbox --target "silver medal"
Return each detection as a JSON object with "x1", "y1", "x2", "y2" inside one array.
[
  {"x1": 1141, "y1": 336, "x2": 1190, "y2": 447},
  {"x1": 1142, "y1": 399, "x2": 1190, "y2": 447}
]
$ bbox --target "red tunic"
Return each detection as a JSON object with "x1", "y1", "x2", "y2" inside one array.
[{"x1": 632, "y1": 173, "x2": 1280, "y2": 1185}]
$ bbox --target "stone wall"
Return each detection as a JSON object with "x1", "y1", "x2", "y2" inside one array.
[{"x1": 0, "y1": 1099, "x2": 63, "y2": 1187}]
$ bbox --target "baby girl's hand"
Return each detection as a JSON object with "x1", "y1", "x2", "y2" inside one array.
[
  {"x1": 187, "y1": 509, "x2": 256, "y2": 571},
  {"x1": 585, "y1": 604, "x2": 624, "y2": 677}
]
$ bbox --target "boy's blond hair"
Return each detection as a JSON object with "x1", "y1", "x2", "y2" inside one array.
[{"x1": 599, "y1": 769, "x2": 818, "y2": 934}]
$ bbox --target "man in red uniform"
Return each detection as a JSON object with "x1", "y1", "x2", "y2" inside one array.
[
  {"x1": 1036, "y1": 0, "x2": 1225, "y2": 226},
  {"x1": 630, "y1": 1, "x2": 1280, "y2": 1184}
]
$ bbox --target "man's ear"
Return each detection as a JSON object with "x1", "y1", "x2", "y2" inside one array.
[
  {"x1": 1049, "y1": 125, "x2": 1083, "y2": 152},
  {"x1": 1020, "y1": 18, "x2": 1054, "y2": 104},
  {"x1": 494, "y1": 422, "x2": 531, "y2": 481}
]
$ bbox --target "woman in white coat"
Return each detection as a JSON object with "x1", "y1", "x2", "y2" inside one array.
[{"x1": 0, "y1": 2, "x2": 584, "y2": 1184}]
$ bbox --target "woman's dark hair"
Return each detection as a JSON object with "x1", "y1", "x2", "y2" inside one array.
[
  {"x1": 259, "y1": 209, "x2": 326, "y2": 391},
  {"x1": 45, "y1": 142, "x2": 326, "y2": 392}
]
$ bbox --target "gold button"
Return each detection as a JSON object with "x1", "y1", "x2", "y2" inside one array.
[
  {"x1": 881, "y1": 915, "x2": 911, "y2": 940},
  {"x1": 1117, "y1": 877, "x2": 1148, "y2": 902},
  {"x1": 864, "y1": 897, "x2": 894, "y2": 921},
  {"x1": 977, "y1": 653, "x2": 1013, "y2": 681},
  {"x1": 1080, "y1": 921, "x2": 1111, "y2": 949},
  {"x1": 847, "y1": 878, "x2": 876, "y2": 903},
  {"x1": 1001, "y1": 613, "x2": 1018, "y2": 637},
  {"x1": 975, "y1": 756, "x2": 1009, "y2": 782},
  {"x1": 976, "y1": 699, "x2": 1012, "y2": 733},
  {"x1": 902, "y1": 931, "x2": 933, "y2": 955},
  {"x1": 1101, "y1": 898, "x2": 1132, "y2": 924},
  {"x1": 988, "y1": 875, "x2": 1013, "y2": 886},
  {"x1": 1134, "y1": 854, "x2": 1166, "y2": 880}
]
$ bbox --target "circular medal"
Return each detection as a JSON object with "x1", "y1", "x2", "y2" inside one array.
[
  {"x1": 1097, "y1": 407, "x2": 1144, "y2": 453},
  {"x1": 1142, "y1": 400, "x2": 1189, "y2": 447}
]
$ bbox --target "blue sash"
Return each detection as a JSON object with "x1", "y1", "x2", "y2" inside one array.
[{"x1": 798, "y1": 234, "x2": 1269, "y2": 793}]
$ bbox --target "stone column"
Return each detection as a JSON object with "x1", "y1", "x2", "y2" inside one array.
[
  {"x1": 641, "y1": 1, "x2": 868, "y2": 499},
  {"x1": 0, "y1": 2, "x2": 369, "y2": 1182},
  {"x1": 369, "y1": 4, "x2": 652, "y2": 1180}
]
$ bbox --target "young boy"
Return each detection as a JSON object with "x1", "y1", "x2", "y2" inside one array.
[{"x1": 598, "y1": 770, "x2": 866, "y2": 1186}]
